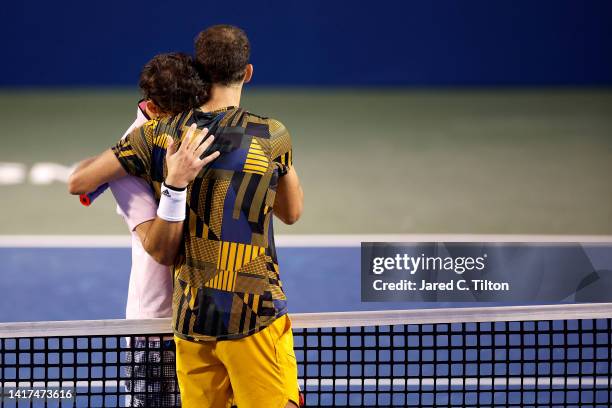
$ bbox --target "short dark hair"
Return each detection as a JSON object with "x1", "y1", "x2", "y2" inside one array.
[
  {"x1": 194, "y1": 25, "x2": 250, "y2": 85},
  {"x1": 138, "y1": 52, "x2": 208, "y2": 115}
]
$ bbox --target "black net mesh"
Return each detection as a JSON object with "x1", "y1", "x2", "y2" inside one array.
[
  {"x1": 1, "y1": 316, "x2": 611, "y2": 407},
  {"x1": 295, "y1": 318, "x2": 612, "y2": 407}
]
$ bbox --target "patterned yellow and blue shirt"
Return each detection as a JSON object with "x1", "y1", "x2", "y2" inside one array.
[{"x1": 112, "y1": 107, "x2": 293, "y2": 341}]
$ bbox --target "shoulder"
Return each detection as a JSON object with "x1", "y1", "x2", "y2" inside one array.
[
  {"x1": 242, "y1": 110, "x2": 268, "y2": 120},
  {"x1": 154, "y1": 110, "x2": 195, "y2": 134},
  {"x1": 243, "y1": 111, "x2": 284, "y2": 126},
  {"x1": 241, "y1": 111, "x2": 288, "y2": 136},
  {"x1": 136, "y1": 110, "x2": 196, "y2": 148},
  {"x1": 134, "y1": 118, "x2": 164, "y2": 141},
  {"x1": 266, "y1": 118, "x2": 288, "y2": 135}
]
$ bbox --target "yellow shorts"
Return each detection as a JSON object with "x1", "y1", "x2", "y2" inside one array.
[{"x1": 175, "y1": 314, "x2": 299, "y2": 408}]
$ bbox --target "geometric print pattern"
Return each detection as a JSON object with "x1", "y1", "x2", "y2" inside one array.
[
  {"x1": 243, "y1": 137, "x2": 269, "y2": 175},
  {"x1": 217, "y1": 242, "x2": 265, "y2": 271},
  {"x1": 209, "y1": 179, "x2": 230, "y2": 238},
  {"x1": 203, "y1": 243, "x2": 266, "y2": 291},
  {"x1": 112, "y1": 106, "x2": 293, "y2": 341}
]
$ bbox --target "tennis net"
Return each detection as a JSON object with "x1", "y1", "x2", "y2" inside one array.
[{"x1": 1, "y1": 303, "x2": 611, "y2": 407}]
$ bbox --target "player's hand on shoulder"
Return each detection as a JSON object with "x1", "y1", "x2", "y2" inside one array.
[{"x1": 165, "y1": 124, "x2": 220, "y2": 189}]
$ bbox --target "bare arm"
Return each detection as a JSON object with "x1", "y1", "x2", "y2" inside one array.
[
  {"x1": 133, "y1": 220, "x2": 183, "y2": 266},
  {"x1": 68, "y1": 149, "x2": 127, "y2": 195},
  {"x1": 274, "y1": 166, "x2": 304, "y2": 225}
]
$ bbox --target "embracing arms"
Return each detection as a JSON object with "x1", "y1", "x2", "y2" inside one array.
[
  {"x1": 68, "y1": 150, "x2": 126, "y2": 195},
  {"x1": 68, "y1": 125, "x2": 218, "y2": 265}
]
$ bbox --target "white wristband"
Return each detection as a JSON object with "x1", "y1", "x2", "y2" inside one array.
[{"x1": 157, "y1": 183, "x2": 187, "y2": 222}]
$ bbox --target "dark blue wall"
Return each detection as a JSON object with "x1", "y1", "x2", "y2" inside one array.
[{"x1": 2, "y1": 0, "x2": 611, "y2": 87}]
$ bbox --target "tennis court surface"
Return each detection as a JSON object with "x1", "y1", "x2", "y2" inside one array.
[{"x1": 1, "y1": 303, "x2": 611, "y2": 407}]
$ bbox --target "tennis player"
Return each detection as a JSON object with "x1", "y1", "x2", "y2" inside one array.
[
  {"x1": 69, "y1": 25, "x2": 304, "y2": 408},
  {"x1": 71, "y1": 52, "x2": 209, "y2": 407}
]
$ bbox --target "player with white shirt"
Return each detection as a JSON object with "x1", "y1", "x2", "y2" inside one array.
[
  {"x1": 113, "y1": 100, "x2": 173, "y2": 321},
  {"x1": 114, "y1": 102, "x2": 178, "y2": 407}
]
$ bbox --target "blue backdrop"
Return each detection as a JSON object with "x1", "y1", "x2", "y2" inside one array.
[{"x1": 2, "y1": 0, "x2": 611, "y2": 87}]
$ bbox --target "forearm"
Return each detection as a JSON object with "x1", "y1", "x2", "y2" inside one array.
[
  {"x1": 136, "y1": 179, "x2": 190, "y2": 265},
  {"x1": 138, "y1": 218, "x2": 183, "y2": 266},
  {"x1": 68, "y1": 157, "x2": 98, "y2": 194},
  {"x1": 68, "y1": 149, "x2": 127, "y2": 195},
  {"x1": 73, "y1": 157, "x2": 97, "y2": 174},
  {"x1": 274, "y1": 166, "x2": 304, "y2": 225}
]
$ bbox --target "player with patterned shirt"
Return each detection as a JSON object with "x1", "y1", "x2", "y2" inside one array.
[
  {"x1": 113, "y1": 105, "x2": 294, "y2": 338},
  {"x1": 68, "y1": 25, "x2": 304, "y2": 408}
]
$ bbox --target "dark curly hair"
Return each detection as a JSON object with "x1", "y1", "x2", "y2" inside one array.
[
  {"x1": 194, "y1": 25, "x2": 250, "y2": 85},
  {"x1": 138, "y1": 52, "x2": 208, "y2": 115}
]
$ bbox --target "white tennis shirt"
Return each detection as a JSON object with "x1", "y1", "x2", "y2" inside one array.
[{"x1": 109, "y1": 102, "x2": 173, "y2": 319}]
